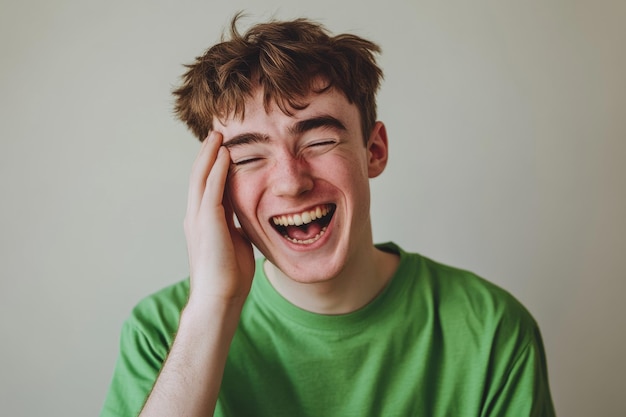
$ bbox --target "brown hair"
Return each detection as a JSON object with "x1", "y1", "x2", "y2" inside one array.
[{"x1": 173, "y1": 14, "x2": 383, "y2": 143}]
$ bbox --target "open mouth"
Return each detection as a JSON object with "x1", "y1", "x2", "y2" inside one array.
[{"x1": 271, "y1": 204, "x2": 336, "y2": 245}]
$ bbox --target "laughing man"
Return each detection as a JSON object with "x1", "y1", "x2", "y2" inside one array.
[{"x1": 101, "y1": 16, "x2": 555, "y2": 417}]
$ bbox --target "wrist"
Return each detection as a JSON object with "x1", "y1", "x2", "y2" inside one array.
[{"x1": 182, "y1": 294, "x2": 245, "y2": 329}]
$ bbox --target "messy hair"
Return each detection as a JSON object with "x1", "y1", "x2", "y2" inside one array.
[{"x1": 173, "y1": 14, "x2": 383, "y2": 143}]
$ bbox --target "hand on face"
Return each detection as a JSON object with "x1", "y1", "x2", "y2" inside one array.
[{"x1": 183, "y1": 131, "x2": 255, "y2": 307}]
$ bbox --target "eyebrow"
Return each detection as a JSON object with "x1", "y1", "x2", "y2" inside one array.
[
  {"x1": 222, "y1": 132, "x2": 270, "y2": 149},
  {"x1": 222, "y1": 115, "x2": 346, "y2": 149},
  {"x1": 289, "y1": 115, "x2": 347, "y2": 135}
]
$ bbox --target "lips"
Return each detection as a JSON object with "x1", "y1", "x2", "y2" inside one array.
[{"x1": 271, "y1": 204, "x2": 336, "y2": 244}]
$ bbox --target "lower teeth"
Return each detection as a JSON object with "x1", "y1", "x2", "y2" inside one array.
[{"x1": 284, "y1": 227, "x2": 327, "y2": 245}]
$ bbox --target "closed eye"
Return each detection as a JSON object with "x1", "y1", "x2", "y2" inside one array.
[
  {"x1": 233, "y1": 157, "x2": 263, "y2": 166},
  {"x1": 308, "y1": 140, "x2": 337, "y2": 147},
  {"x1": 300, "y1": 139, "x2": 339, "y2": 158}
]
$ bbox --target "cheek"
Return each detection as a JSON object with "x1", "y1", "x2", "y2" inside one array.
[
  {"x1": 328, "y1": 156, "x2": 371, "y2": 208},
  {"x1": 226, "y1": 176, "x2": 250, "y2": 211},
  {"x1": 227, "y1": 173, "x2": 264, "y2": 220},
  {"x1": 321, "y1": 153, "x2": 369, "y2": 186}
]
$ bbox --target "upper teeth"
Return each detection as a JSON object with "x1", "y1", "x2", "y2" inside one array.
[{"x1": 272, "y1": 205, "x2": 331, "y2": 226}]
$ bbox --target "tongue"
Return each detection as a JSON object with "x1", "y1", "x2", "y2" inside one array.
[{"x1": 286, "y1": 222, "x2": 323, "y2": 241}]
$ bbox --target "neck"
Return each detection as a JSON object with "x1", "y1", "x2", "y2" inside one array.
[{"x1": 264, "y1": 245, "x2": 399, "y2": 315}]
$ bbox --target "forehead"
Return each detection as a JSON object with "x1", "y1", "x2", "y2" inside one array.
[{"x1": 212, "y1": 87, "x2": 360, "y2": 138}]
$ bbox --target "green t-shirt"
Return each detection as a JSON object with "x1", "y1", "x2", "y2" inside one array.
[{"x1": 101, "y1": 243, "x2": 555, "y2": 416}]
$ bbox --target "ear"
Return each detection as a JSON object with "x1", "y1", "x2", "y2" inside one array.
[{"x1": 366, "y1": 121, "x2": 389, "y2": 178}]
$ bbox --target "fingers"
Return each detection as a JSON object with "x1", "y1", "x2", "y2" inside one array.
[
  {"x1": 202, "y1": 145, "x2": 231, "y2": 209},
  {"x1": 222, "y1": 185, "x2": 236, "y2": 230},
  {"x1": 187, "y1": 131, "x2": 226, "y2": 215}
]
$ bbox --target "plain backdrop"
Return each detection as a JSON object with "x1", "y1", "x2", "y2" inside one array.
[{"x1": 1, "y1": 0, "x2": 624, "y2": 416}]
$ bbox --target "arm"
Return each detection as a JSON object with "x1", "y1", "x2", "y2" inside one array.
[{"x1": 139, "y1": 131, "x2": 255, "y2": 417}]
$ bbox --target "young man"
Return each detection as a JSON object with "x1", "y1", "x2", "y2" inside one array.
[{"x1": 101, "y1": 16, "x2": 555, "y2": 417}]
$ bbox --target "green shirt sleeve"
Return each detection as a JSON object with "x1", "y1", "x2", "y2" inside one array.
[
  {"x1": 481, "y1": 323, "x2": 556, "y2": 417},
  {"x1": 100, "y1": 281, "x2": 187, "y2": 417},
  {"x1": 99, "y1": 318, "x2": 166, "y2": 417}
]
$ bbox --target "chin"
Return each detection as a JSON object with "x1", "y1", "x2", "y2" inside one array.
[{"x1": 266, "y1": 247, "x2": 348, "y2": 284}]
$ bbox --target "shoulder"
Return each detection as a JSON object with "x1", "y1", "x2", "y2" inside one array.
[
  {"x1": 124, "y1": 278, "x2": 190, "y2": 345},
  {"x1": 425, "y1": 255, "x2": 531, "y2": 319},
  {"x1": 385, "y1": 242, "x2": 538, "y2": 340},
  {"x1": 379, "y1": 244, "x2": 555, "y2": 414}
]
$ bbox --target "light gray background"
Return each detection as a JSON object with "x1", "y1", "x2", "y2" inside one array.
[{"x1": 1, "y1": 1, "x2": 624, "y2": 416}]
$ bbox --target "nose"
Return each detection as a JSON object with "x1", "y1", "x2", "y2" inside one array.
[{"x1": 269, "y1": 155, "x2": 314, "y2": 198}]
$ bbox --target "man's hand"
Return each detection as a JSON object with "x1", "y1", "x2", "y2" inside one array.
[
  {"x1": 139, "y1": 131, "x2": 255, "y2": 417},
  {"x1": 184, "y1": 130, "x2": 255, "y2": 308}
]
